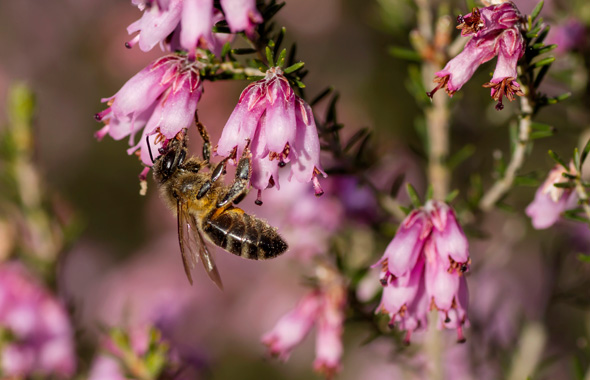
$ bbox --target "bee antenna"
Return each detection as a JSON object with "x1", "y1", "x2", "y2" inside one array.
[{"x1": 146, "y1": 135, "x2": 155, "y2": 164}]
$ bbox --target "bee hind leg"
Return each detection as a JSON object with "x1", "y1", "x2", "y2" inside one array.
[{"x1": 216, "y1": 143, "x2": 252, "y2": 208}]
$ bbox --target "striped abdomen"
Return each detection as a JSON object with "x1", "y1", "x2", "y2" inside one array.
[{"x1": 203, "y1": 207, "x2": 288, "y2": 260}]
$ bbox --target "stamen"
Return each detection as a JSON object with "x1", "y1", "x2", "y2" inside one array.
[
  {"x1": 403, "y1": 331, "x2": 412, "y2": 346},
  {"x1": 456, "y1": 326, "x2": 466, "y2": 343},
  {"x1": 426, "y1": 75, "x2": 453, "y2": 99},
  {"x1": 312, "y1": 174, "x2": 324, "y2": 197},
  {"x1": 125, "y1": 34, "x2": 140, "y2": 49},
  {"x1": 387, "y1": 317, "x2": 396, "y2": 329},
  {"x1": 456, "y1": 7, "x2": 483, "y2": 36},
  {"x1": 483, "y1": 77, "x2": 524, "y2": 111},
  {"x1": 138, "y1": 166, "x2": 150, "y2": 182},
  {"x1": 94, "y1": 108, "x2": 112, "y2": 121},
  {"x1": 255, "y1": 190, "x2": 263, "y2": 206}
]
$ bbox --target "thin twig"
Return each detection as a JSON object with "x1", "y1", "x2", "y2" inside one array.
[{"x1": 479, "y1": 92, "x2": 533, "y2": 211}]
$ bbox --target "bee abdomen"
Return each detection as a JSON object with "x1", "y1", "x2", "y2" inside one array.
[{"x1": 203, "y1": 207, "x2": 288, "y2": 260}]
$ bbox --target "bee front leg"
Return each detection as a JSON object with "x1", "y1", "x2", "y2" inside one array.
[
  {"x1": 194, "y1": 112, "x2": 211, "y2": 165},
  {"x1": 216, "y1": 144, "x2": 252, "y2": 208}
]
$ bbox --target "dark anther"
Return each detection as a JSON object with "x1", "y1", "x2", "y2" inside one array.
[
  {"x1": 158, "y1": 147, "x2": 166, "y2": 155},
  {"x1": 379, "y1": 277, "x2": 388, "y2": 286},
  {"x1": 278, "y1": 161, "x2": 286, "y2": 168},
  {"x1": 94, "y1": 113, "x2": 102, "y2": 121},
  {"x1": 460, "y1": 264, "x2": 468, "y2": 273},
  {"x1": 124, "y1": 42, "x2": 132, "y2": 49},
  {"x1": 457, "y1": 15, "x2": 464, "y2": 24},
  {"x1": 255, "y1": 199, "x2": 263, "y2": 206},
  {"x1": 457, "y1": 337, "x2": 467, "y2": 344},
  {"x1": 444, "y1": 315, "x2": 451, "y2": 323}
]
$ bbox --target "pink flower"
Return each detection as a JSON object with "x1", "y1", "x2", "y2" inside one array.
[
  {"x1": 220, "y1": 0, "x2": 263, "y2": 37},
  {"x1": 95, "y1": 54, "x2": 203, "y2": 166},
  {"x1": 427, "y1": 2, "x2": 525, "y2": 110},
  {"x1": 217, "y1": 67, "x2": 325, "y2": 198},
  {"x1": 374, "y1": 200, "x2": 470, "y2": 343},
  {"x1": 262, "y1": 266, "x2": 346, "y2": 378},
  {"x1": 525, "y1": 163, "x2": 578, "y2": 229},
  {"x1": 127, "y1": 0, "x2": 262, "y2": 56},
  {"x1": 262, "y1": 292, "x2": 322, "y2": 360},
  {"x1": 0, "y1": 263, "x2": 76, "y2": 377}
]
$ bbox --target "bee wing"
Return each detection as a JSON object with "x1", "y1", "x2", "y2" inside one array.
[{"x1": 177, "y1": 200, "x2": 223, "y2": 290}]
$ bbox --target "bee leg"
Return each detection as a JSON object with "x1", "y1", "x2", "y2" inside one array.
[
  {"x1": 216, "y1": 144, "x2": 252, "y2": 208},
  {"x1": 194, "y1": 112, "x2": 211, "y2": 165}
]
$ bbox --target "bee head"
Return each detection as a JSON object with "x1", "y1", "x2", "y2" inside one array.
[{"x1": 153, "y1": 137, "x2": 187, "y2": 183}]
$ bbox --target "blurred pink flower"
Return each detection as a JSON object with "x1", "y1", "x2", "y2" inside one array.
[
  {"x1": 428, "y1": 2, "x2": 525, "y2": 110},
  {"x1": 262, "y1": 265, "x2": 346, "y2": 379},
  {"x1": 546, "y1": 18, "x2": 586, "y2": 54},
  {"x1": 525, "y1": 163, "x2": 578, "y2": 229},
  {"x1": 375, "y1": 201, "x2": 470, "y2": 343},
  {"x1": 127, "y1": 0, "x2": 262, "y2": 56},
  {"x1": 220, "y1": 0, "x2": 263, "y2": 37},
  {"x1": 262, "y1": 291, "x2": 321, "y2": 360},
  {"x1": 0, "y1": 263, "x2": 76, "y2": 378},
  {"x1": 217, "y1": 67, "x2": 325, "y2": 198},
  {"x1": 88, "y1": 356, "x2": 127, "y2": 380},
  {"x1": 95, "y1": 54, "x2": 203, "y2": 166},
  {"x1": 247, "y1": 178, "x2": 344, "y2": 260}
]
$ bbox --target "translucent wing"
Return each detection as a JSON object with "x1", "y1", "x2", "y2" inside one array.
[{"x1": 177, "y1": 200, "x2": 223, "y2": 289}]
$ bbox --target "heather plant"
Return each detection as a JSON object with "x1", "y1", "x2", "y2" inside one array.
[{"x1": 1, "y1": 0, "x2": 590, "y2": 379}]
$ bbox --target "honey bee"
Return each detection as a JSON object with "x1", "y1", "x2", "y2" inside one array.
[{"x1": 151, "y1": 126, "x2": 288, "y2": 289}]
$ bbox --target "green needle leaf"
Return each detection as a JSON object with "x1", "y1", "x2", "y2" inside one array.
[
  {"x1": 531, "y1": 0, "x2": 544, "y2": 22},
  {"x1": 284, "y1": 61, "x2": 305, "y2": 74},
  {"x1": 548, "y1": 150, "x2": 569, "y2": 170},
  {"x1": 406, "y1": 183, "x2": 422, "y2": 208}
]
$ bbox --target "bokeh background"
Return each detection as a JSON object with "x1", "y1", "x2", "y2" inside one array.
[{"x1": 1, "y1": 0, "x2": 590, "y2": 379}]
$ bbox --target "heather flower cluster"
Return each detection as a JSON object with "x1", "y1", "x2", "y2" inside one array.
[
  {"x1": 127, "y1": 0, "x2": 262, "y2": 56},
  {"x1": 262, "y1": 265, "x2": 346, "y2": 378},
  {"x1": 217, "y1": 67, "x2": 325, "y2": 198},
  {"x1": 0, "y1": 263, "x2": 76, "y2": 378},
  {"x1": 96, "y1": 0, "x2": 325, "y2": 196},
  {"x1": 95, "y1": 55, "x2": 203, "y2": 166},
  {"x1": 526, "y1": 163, "x2": 578, "y2": 229},
  {"x1": 374, "y1": 201, "x2": 470, "y2": 343},
  {"x1": 427, "y1": 1, "x2": 525, "y2": 110}
]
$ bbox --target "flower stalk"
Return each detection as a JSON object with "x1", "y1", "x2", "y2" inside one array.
[
  {"x1": 479, "y1": 89, "x2": 533, "y2": 211},
  {"x1": 416, "y1": 2, "x2": 452, "y2": 200}
]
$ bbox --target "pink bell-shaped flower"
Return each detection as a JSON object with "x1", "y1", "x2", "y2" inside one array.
[
  {"x1": 374, "y1": 200, "x2": 470, "y2": 343},
  {"x1": 428, "y1": 1, "x2": 525, "y2": 110},
  {"x1": 217, "y1": 67, "x2": 325, "y2": 199}
]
